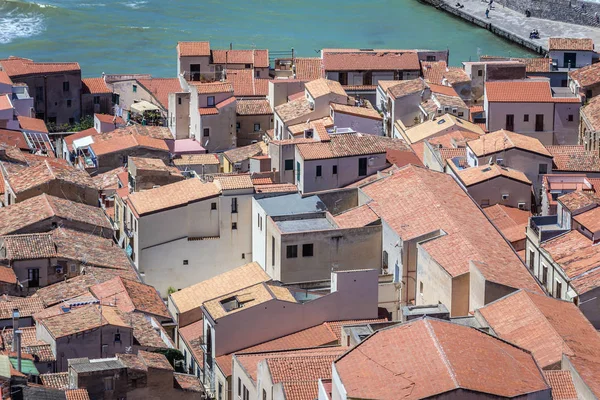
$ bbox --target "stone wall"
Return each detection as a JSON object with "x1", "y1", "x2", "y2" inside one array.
[{"x1": 496, "y1": 0, "x2": 600, "y2": 28}]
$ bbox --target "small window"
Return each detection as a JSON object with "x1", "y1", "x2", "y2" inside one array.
[
  {"x1": 178, "y1": 97, "x2": 182, "y2": 105},
  {"x1": 231, "y1": 198, "x2": 238, "y2": 213},
  {"x1": 383, "y1": 251, "x2": 389, "y2": 269},
  {"x1": 67, "y1": 99, "x2": 72, "y2": 108},
  {"x1": 63, "y1": 81, "x2": 69, "y2": 92},
  {"x1": 183, "y1": 260, "x2": 189, "y2": 265},
  {"x1": 68, "y1": 118, "x2": 74, "y2": 125},
  {"x1": 426, "y1": 55, "x2": 436, "y2": 62},
  {"x1": 284, "y1": 159, "x2": 294, "y2": 171},
  {"x1": 286, "y1": 245, "x2": 298, "y2": 258},
  {"x1": 236, "y1": 122, "x2": 240, "y2": 129},
  {"x1": 477, "y1": 70, "x2": 483, "y2": 77},
  {"x1": 302, "y1": 243, "x2": 314, "y2": 257},
  {"x1": 114, "y1": 333, "x2": 121, "y2": 342},
  {"x1": 420, "y1": 281, "x2": 424, "y2": 295},
  {"x1": 568, "y1": 114, "x2": 574, "y2": 122},
  {"x1": 555, "y1": 281, "x2": 562, "y2": 298},
  {"x1": 254, "y1": 123, "x2": 261, "y2": 131},
  {"x1": 132, "y1": 84, "x2": 137, "y2": 93},
  {"x1": 211, "y1": 202, "x2": 217, "y2": 210},
  {"x1": 586, "y1": 90, "x2": 593, "y2": 98},
  {"x1": 316, "y1": 165, "x2": 322, "y2": 177},
  {"x1": 207, "y1": 96, "x2": 215, "y2": 107},
  {"x1": 93, "y1": 96, "x2": 100, "y2": 105},
  {"x1": 542, "y1": 265, "x2": 548, "y2": 285},
  {"x1": 104, "y1": 377, "x2": 114, "y2": 391},
  {"x1": 232, "y1": 222, "x2": 238, "y2": 230},
  {"x1": 272, "y1": 236, "x2": 275, "y2": 266},
  {"x1": 458, "y1": 111, "x2": 464, "y2": 117},
  {"x1": 203, "y1": 128, "x2": 210, "y2": 137},
  {"x1": 263, "y1": 389, "x2": 267, "y2": 400},
  {"x1": 256, "y1": 70, "x2": 260, "y2": 78},
  {"x1": 245, "y1": 64, "x2": 251, "y2": 69},
  {"x1": 333, "y1": 165, "x2": 338, "y2": 175},
  {"x1": 539, "y1": 164, "x2": 548, "y2": 174},
  {"x1": 238, "y1": 378, "x2": 241, "y2": 397},
  {"x1": 524, "y1": 114, "x2": 529, "y2": 122}
]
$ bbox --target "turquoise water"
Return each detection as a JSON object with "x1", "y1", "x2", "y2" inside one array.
[{"x1": 0, "y1": 0, "x2": 533, "y2": 78}]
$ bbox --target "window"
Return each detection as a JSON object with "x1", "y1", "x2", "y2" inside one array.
[
  {"x1": 93, "y1": 96, "x2": 100, "y2": 105},
  {"x1": 28, "y1": 269, "x2": 39, "y2": 288},
  {"x1": 69, "y1": 118, "x2": 74, "y2": 125},
  {"x1": 555, "y1": 281, "x2": 562, "y2": 298},
  {"x1": 238, "y1": 378, "x2": 241, "y2": 397},
  {"x1": 201, "y1": 128, "x2": 209, "y2": 138},
  {"x1": 458, "y1": 111, "x2": 464, "y2": 117},
  {"x1": 245, "y1": 64, "x2": 251, "y2": 69},
  {"x1": 333, "y1": 165, "x2": 338, "y2": 175},
  {"x1": 218, "y1": 383, "x2": 223, "y2": 400},
  {"x1": 586, "y1": 90, "x2": 593, "y2": 98},
  {"x1": 114, "y1": 333, "x2": 121, "y2": 342},
  {"x1": 236, "y1": 122, "x2": 240, "y2": 130},
  {"x1": 66, "y1": 99, "x2": 72, "y2": 108},
  {"x1": 539, "y1": 164, "x2": 548, "y2": 174},
  {"x1": 178, "y1": 97, "x2": 182, "y2": 105},
  {"x1": 263, "y1": 389, "x2": 267, "y2": 400},
  {"x1": 477, "y1": 69, "x2": 483, "y2": 77},
  {"x1": 48, "y1": 117, "x2": 57, "y2": 125},
  {"x1": 231, "y1": 198, "x2": 238, "y2": 213},
  {"x1": 256, "y1": 70, "x2": 260, "y2": 78},
  {"x1": 254, "y1": 123, "x2": 261, "y2": 131},
  {"x1": 542, "y1": 265, "x2": 548, "y2": 285},
  {"x1": 568, "y1": 114, "x2": 574, "y2": 122},
  {"x1": 339, "y1": 72, "x2": 348, "y2": 86},
  {"x1": 382, "y1": 251, "x2": 389, "y2": 270},
  {"x1": 286, "y1": 245, "x2": 298, "y2": 258},
  {"x1": 529, "y1": 250, "x2": 535, "y2": 270},
  {"x1": 183, "y1": 260, "x2": 189, "y2": 265},
  {"x1": 524, "y1": 114, "x2": 529, "y2": 122},
  {"x1": 426, "y1": 55, "x2": 436, "y2": 61},
  {"x1": 272, "y1": 236, "x2": 275, "y2": 266},
  {"x1": 35, "y1": 86, "x2": 43, "y2": 100},
  {"x1": 232, "y1": 222, "x2": 238, "y2": 230},
  {"x1": 104, "y1": 377, "x2": 114, "y2": 391},
  {"x1": 132, "y1": 84, "x2": 137, "y2": 93},
  {"x1": 358, "y1": 157, "x2": 368, "y2": 176},
  {"x1": 211, "y1": 202, "x2": 217, "y2": 210},
  {"x1": 284, "y1": 159, "x2": 294, "y2": 171},
  {"x1": 207, "y1": 96, "x2": 215, "y2": 107},
  {"x1": 420, "y1": 281, "x2": 424, "y2": 295},
  {"x1": 505, "y1": 114, "x2": 514, "y2": 131},
  {"x1": 63, "y1": 81, "x2": 69, "y2": 92},
  {"x1": 535, "y1": 114, "x2": 544, "y2": 132},
  {"x1": 316, "y1": 165, "x2": 322, "y2": 177},
  {"x1": 112, "y1": 93, "x2": 120, "y2": 105},
  {"x1": 302, "y1": 243, "x2": 314, "y2": 257}
]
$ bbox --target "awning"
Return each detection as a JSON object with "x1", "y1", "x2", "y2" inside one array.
[
  {"x1": 130, "y1": 100, "x2": 160, "y2": 114},
  {"x1": 9, "y1": 358, "x2": 39, "y2": 376}
]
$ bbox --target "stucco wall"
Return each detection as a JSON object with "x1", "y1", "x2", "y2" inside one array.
[
  {"x1": 331, "y1": 111, "x2": 383, "y2": 136},
  {"x1": 486, "y1": 102, "x2": 555, "y2": 144},
  {"x1": 466, "y1": 176, "x2": 532, "y2": 210}
]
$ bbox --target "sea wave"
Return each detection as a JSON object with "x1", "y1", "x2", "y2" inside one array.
[
  {"x1": 0, "y1": 0, "x2": 58, "y2": 12},
  {"x1": 0, "y1": 12, "x2": 44, "y2": 44},
  {"x1": 121, "y1": 0, "x2": 147, "y2": 9}
]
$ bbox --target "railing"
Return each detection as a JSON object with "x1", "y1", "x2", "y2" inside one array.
[{"x1": 529, "y1": 215, "x2": 569, "y2": 242}]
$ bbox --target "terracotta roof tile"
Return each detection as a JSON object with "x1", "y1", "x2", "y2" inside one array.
[
  {"x1": 274, "y1": 98, "x2": 312, "y2": 123},
  {"x1": 190, "y1": 81, "x2": 233, "y2": 94},
  {"x1": 214, "y1": 174, "x2": 254, "y2": 190},
  {"x1": 7, "y1": 158, "x2": 96, "y2": 195},
  {"x1": 101, "y1": 124, "x2": 174, "y2": 140},
  {"x1": 211, "y1": 49, "x2": 269, "y2": 68},
  {"x1": 40, "y1": 372, "x2": 68, "y2": 389},
  {"x1": 138, "y1": 350, "x2": 173, "y2": 370},
  {"x1": 198, "y1": 107, "x2": 219, "y2": 116},
  {"x1": 421, "y1": 61, "x2": 447, "y2": 84},
  {"x1": 173, "y1": 153, "x2": 220, "y2": 166},
  {"x1": 38, "y1": 304, "x2": 128, "y2": 339},
  {"x1": 428, "y1": 83, "x2": 459, "y2": 97},
  {"x1": 82, "y1": 78, "x2": 110, "y2": 94},
  {"x1": 94, "y1": 113, "x2": 125, "y2": 125},
  {"x1": 174, "y1": 373, "x2": 204, "y2": 392},
  {"x1": 91, "y1": 133, "x2": 168, "y2": 156},
  {"x1": 0, "y1": 267, "x2": 16, "y2": 284},
  {"x1": 334, "y1": 205, "x2": 379, "y2": 228},
  {"x1": 0, "y1": 129, "x2": 27, "y2": 150},
  {"x1": 361, "y1": 165, "x2": 541, "y2": 291},
  {"x1": 558, "y1": 190, "x2": 600, "y2": 212},
  {"x1": 573, "y1": 204, "x2": 600, "y2": 232},
  {"x1": 330, "y1": 103, "x2": 382, "y2": 120},
  {"x1": 549, "y1": 38, "x2": 594, "y2": 51},
  {"x1": 581, "y1": 95, "x2": 600, "y2": 130},
  {"x1": 546, "y1": 145, "x2": 600, "y2": 172},
  {"x1": 2, "y1": 232, "x2": 55, "y2": 259},
  {"x1": 281, "y1": 381, "x2": 319, "y2": 400},
  {"x1": 512, "y1": 57, "x2": 552, "y2": 73},
  {"x1": 0, "y1": 71, "x2": 12, "y2": 85},
  {"x1": 468, "y1": 129, "x2": 551, "y2": 157},
  {"x1": 483, "y1": 204, "x2": 529, "y2": 243},
  {"x1": 65, "y1": 389, "x2": 91, "y2": 400},
  {"x1": 0, "y1": 193, "x2": 111, "y2": 236},
  {"x1": 0, "y1": 296, "x2": 44, "y2": 319},
  {"x1": 0, "y1": 57, "x2": 80, "y2": 78},
  {"x1": 385, "y1": 78, "x2": 427, "y2": 99},
  {"x1": 294, "y1": 58, "x2": 323, "y2": 80},
  {"x1": 486, "y1": 80, "x2": 580, "y2": 103},
  {"x1": 287, "y1": 116, "x2": 333, "y2": 136},
  {"x1": 254, "y1": 183, "x2": 298, "y2": 194},
  {"x1": 544, "y1": 371, "x2": 578, "y2": 400},
  {"x1": 305, "y1": 79, "x2": 347, "y2": 98},
  {"x1": 323, "y1": 319, "x2": 387, "y2": 342},
  {"x1": 177, "y1": 42, "x2": 210, "y2": 57},
  {"x1": 569, "y1": 62, "x2": 600, "y2": 88},
  {"x1": 64, "y1": 128, "x2": 101, "y2": 152},
  {"x1": 17, "y1": 116, "x2": 48, "y2": 133},
  {"x1": 178, "y1": 319, "x2": 204, "y2": 369},
  {"x1": 452, "y1": 163, "x2": 531, "y2": 186},
  {"x1": 336, "y1": 318, "x2": 548, "y2": 399},
  {"x1": 323, "y1": 50, "x2": 420, "y2": 71},
  {"x1": 224, "y1": 143, "x2": 265, "y2": 163},
  {"x1": 128, "y1": 178, "x2": 219, "y2": 216},
  {"x1": 297, "y1": 133, "x2": 407, "y2": 160},
  {"x1": 478, "y1": 289, "x2": 600, "y2": 397},
  {"x1": 236, "y1": 99, "x2": 272, "y2": 115},
  {"x1": 443, "y1": 67, "x2": 470, "y2": 84}
]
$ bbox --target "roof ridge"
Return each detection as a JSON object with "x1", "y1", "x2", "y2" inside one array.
[
  {"x1": 40, "y1": 193, "x2": 57, "y2": 217},
  {"x1": 424, "y1": 319, "x2": 459, "y2": 389}
]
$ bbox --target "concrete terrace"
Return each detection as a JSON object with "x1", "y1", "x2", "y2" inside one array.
[{"x1": 426, "y1": 0, "x2": 600, "y2": 53}]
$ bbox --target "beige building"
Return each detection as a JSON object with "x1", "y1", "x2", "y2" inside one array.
[
  {"x1": 377, "y1": 78, "x2": 431, "y2": 136},
  {"x1": 82, "y1": 77, "x2": 114, "y2": 117},
  {"x1": 236, "y1": 99, "x2": 273, "y2": 146}
]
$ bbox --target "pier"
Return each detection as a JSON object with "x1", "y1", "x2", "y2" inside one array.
[{"x1": 420, "y1": 0, "x2": 600, "y2": 55}]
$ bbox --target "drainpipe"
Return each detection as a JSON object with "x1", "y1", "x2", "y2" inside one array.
[
  {"x1": 15, "y1": 329, "x2": 22, "y2": 373},
  {"x1": 44, "y1": 75, "x2": 48, "y2": 122},
  {"x1": 11, "y1": 309, "x2": 19, "y2": 352}
]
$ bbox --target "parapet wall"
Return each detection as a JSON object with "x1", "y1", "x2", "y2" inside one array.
[{"x1": 496, "y1": 0, "x2": 600, "y2": 28}]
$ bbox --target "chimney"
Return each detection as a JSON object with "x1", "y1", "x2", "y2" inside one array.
[
  {"x1": 15, "y1": 329, "x2": 22, "y2": 373},
  {"x1": 11, "y1": 309, "x2": 19, "y2": 352}
]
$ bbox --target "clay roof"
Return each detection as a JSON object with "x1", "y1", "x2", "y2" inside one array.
[
  {"x1": 558, "y1": 190, "x2": 600, "y2": 212},
  {"x1": 127, "y1": 178, "x2": 220, "y2": 217},
  {"x1": 0, "y1": 57, "x2": 80, "y2": 78},
  {"x1": 174, "y1": 373, "x2": 204, "y2": 392},
  {"x1": 198, "y1": 107, "x2": 219, "y2": 116},
  {"x1": 223, "y1": 142, "x2": 265, "y2": 163},
  {"x1": 443, "y1": 67, "x2": 470, "y2": 84},
  {"x1": 573, "y1": 204, "x2": 600, "y2": 232},
  {"x1": 173, "y1": 153, "x2": 220, "y2": 166},
  {"x1": 0, "y1": 129, "x2": 29, "y2": 150},
  {"x1": 1, "y1": 326, "x2": 54, "y2": 362},
  {"x1": 541, "y1": 230, "x2": 600, "y2": 294},
  {"x1": 428, "y1": 83, "x2": 459, "y2": 97},
  {"x1": 90, "y1": 134, "x2": 168, "y2": 156},
  {"x1": 544, "y1": 371, "x2": 578, "y2": 400},
  {"x1": 0, "y1": 193, "x2": 112, "y2": 236},
  {"x1": 294, "y1": 58, "x2": 323, "y2": 80},
  {"x1": 305, "y1": 79, "x2": 346, "y2": 98},
  {"x1": 17, "y1": 116, "x2": 48, "y2": 133},
  {"x1": 360, "y1": 165, "x2": 541, "y2": 291},
  {"x1": 438, "y1": 147, "x2": 466, "y2": 164},
  {"x1": 0, "y1": 295, "x2": 44, "y2": 319},
  {"x1": 330, "y1": 103, "x2": 382, "y2": 120},
  {"x1": 334, "y1": 205, "x2": 379, "y2": 228},
  {"x1": 214, "y1": 174, "x2": 254, "y2": 191},
  {"x1": 385, "y1": 78, "x2": 427, "y2": 99},
  {"x1": 431, "y1": 92, "x2": 467, "y2": 109},
  {"x1": 170, "y1": 262, "x2": 270, "y2": 316},
  {"x1": 274, "y1": 98, "x2": 313, "y2": 123},
  {"x1": 0, "y1": 267, "x2": 16, "y2": 284},
  {"x1": 478, "y1": 290, "x2": 600, "y2": 397},
  {"x1": 65, "y1": 389, "x2": 91, "y2": 400},
  {"x1": 483, "y1": 204, "x2": 529, "y2": 243},
  {"x1": 0, "y1": 71, "x2": 12, "y2": 85},
  {"x1": 549, "y1": 37, "x2": 594, "y2": 51},
  {"x1": 2, "y1": 232, "x2": 55, "y2": 259},
  {"x1": 582, "y1": 95, "x2": 600, "y2": 131},
  {"x1": 211, "y1": 49, "x2": 269, "y2": 68},
  {"x1": 138, "y1": 350, "x2": 173, "y2": 370},
  {"x1": 92, "y1": 166, "x2": 127, "y2": 191},
  {"x1": 0, "y1": 95, "x2": 12, "y2": 112},
  {"x1": 404, "y1": 114, "x2": 484, "y2": 144},
  {"x1": 512, "y1": 57, "x2": 552, "y2": 73},
  {"x1": 177, "y1": 41, "x2": 210, "y2": 57},
  {"x1": 335, "y1": 318, "x2": 548, "y2": 399},
  {"x1": 8, "y1": 159, "x2": 95, "y2": 195},
  {"x1": 135, "y1": 78, "x2": 182, "y2": 110},
  {"x1": 82, "y1": 78, "x2": 110, "y2": 94},
  {"x1": 100, "y1": 124, "x2": 174, "y2": 140},
  {"x1": 296, "y1": 133, "x2": 406, "y2": 160},
  {"x1": 226, "y1": 70, "x2": 269, "y2": 97},
  {"x1": 569, "y1": 62, "x2": 600, "y2": 88},
  {"x1": 38, "y1": 304, "x2": 128, "y2": 339},
  {"x1": 486, "y1": 80, "x2": 580, "y2": 103},
  {"x1": 40, "y1": 372, "x2": 68, "y2": 389},
  {"x1": 90, "y1": 276, "x2": 171, "y2": 320},
  {"x1": 190, "y1": 81, "x2": 233, "y2": 94},
  {"x1": 421, "y1": 61, "x2": 447, "y2": 84},
  {"x1": 178, "y1": 319, "x2": 204, "y2": 369},
  {"x1": 254, "y1": 183, "x2": 298, "y2": 194},
  {"x1": 64, "y1": 128, "x2": 101, "y2": 152},
  {"x1": 236, "y1": 99, "x2": 272, "y2": 115},
  {"x1": 287, "y1": 116, "x2": 333, "y2": 136},
  {"x1": 452, "y1": 163, "x2": 532, "y2": 186},
  {"x1": 322, "y1": 50, "x2": 420, "y2": 71},
  {"x1": 546, "y1": 145, "x2": 600, "y2": 172},
  {"x1": 468, "y1": 129, "x2": 551, "y2": 157}
]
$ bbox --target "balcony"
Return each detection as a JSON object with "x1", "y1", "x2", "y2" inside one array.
[
  {"x1": 124, "y1": 222, "x2": 134, "y2": 238},
  {"x1": 528, "y1": 215, "x2": 568, "y2": 242}
]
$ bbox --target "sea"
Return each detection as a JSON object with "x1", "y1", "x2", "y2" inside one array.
[{"x1": 0, "y1": 0, "x2": 534, "y2": 78}]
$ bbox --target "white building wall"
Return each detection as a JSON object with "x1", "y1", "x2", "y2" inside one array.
[
  {"x1": 486, "y1": 102, "x2": 555, "y2": 145},
  {"x1": 331, "y1": 112, "x2": 383, "y2": 136},
  {"x1": 251, "y1": 198, "x2": 268, "y2": 270}
]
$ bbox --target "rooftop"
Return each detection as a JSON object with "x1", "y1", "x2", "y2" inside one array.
[
  {"x1": 382, "y1": 78, "x2": 427, "y2": 99},
  {"x1": 92, "y1": 166, "x2": 127, "y2": 191},
  {"x1": 223, "y1": 142, "x2": 265, "y2": 164},
  {"x1": 304, "y1": 79, "x2": 347, "y2": 98},
  {"x1": 214, "y1": 174, "x2": 255, "y2": 191},
  {"x1": 38, "y1": 304, "x2": 129, "y2": 339},
  {"x1": 17, "y1": 116, "x2": 48, "y2": 133},
  {"x1": 256, "y1": 193, "x2": 326, "y2": 216},
  {"x1": 275, "y1": 218, "x2": 335, "y2": 233},
  {"x1": 236, "y1": 99, "x2": 272, "y2": 115},
  {"x1": 543, "y1": 371, "x2": 578, "y2": 400},
  {"x1": 548, "y1": 37, "x2": 594, "y2": 51},
  {"x1": 451, "y1": 163, "x2": 531, "y2": 186},
  {"x1": 296, "y1": 133, "x2": 407, "y2": 160},
  {"x1": 569, "y1": 62, "x2": 600, "y2": 88},
  {"x1": 90, "y1": 133, "x2": 169, "y2": 156},
  {"x1": 322, "y1": 49, "x2": 420, "y2": 71},
  {"x1": 330, "y1": 103, "x2": 382, "y2": 120},
  {"x1": 557, "y1": 190, "x2": 600, "y2": 213},
  {"x1": 0, "y1": 57, "x2": 80, "y2": 78},
  {"x1": 468, "y1": 129, "x2": 552, "y2": 157},
  {"x1": 582, "y1": 95, "x2": 600, "y2": 131},
  {"x1": 403, "y1": 114, "x2": 484, "y2": 144},
  {"x1": 172, "y1": 153, "x2": 220, "y2": 166},
  {"x1": 546, "y1": 145, "x2": 600, "y2": 172},
  {"x1": 137, "y1": 78, "x2": 182, "y2": 110},
  {"x1": 82, "y1": 77, "x2": 110, "y2": 94},
  {"x1": 483, "y1": 204, "x2": 529, "y2": 243},
  {"x1": 294, "y1": 58, "x2": 323, "y2": 80},
  {"x1": 189, "y1": 81, "x2": 233, "y2": 94},
  {"x1": 421, "y1": 61, "x2": 447, "y2": 84},
  {"x1": 226, "y1": 69, "x2": 269, "y2": 97},
  {"x1": 486, "y1": 80, "x2": 580, "y2": 103},
  {"x1": 174, "y1": 373, "x2": 205, "y2": 393},
  {"x1": 335, "y1": 318, "x2": 548, "y2": 399},
  {"x1": 177, "y1": 41, "x2": 210, "y2": 57},
  {"x1": 274, "y1": 98, "x2": 313, "y2": 123},
  {"x1": 212, "y1": 49, "x2": 269, "y2": 68},
  {"x1": 334, "y1": 205, "x2": 380, "y2": 229},
  {"x1": 127, "y1": 178, "x2": 220, "y2": 217}
]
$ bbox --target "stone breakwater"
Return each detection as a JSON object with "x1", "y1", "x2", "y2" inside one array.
[{"x1": 496, "y1": 0, "x2": 600, "y2": 29}]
